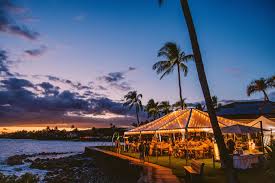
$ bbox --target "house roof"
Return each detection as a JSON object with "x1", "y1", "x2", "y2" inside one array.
[{"x1": 216, "y1": 101, "x2": 275, "y2": 119}]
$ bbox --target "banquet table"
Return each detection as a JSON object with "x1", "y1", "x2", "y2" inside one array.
[{"x1": 233, "y1": 154, "x2": 261, "y2": 169}]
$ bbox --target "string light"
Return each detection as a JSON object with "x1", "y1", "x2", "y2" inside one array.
[{"x1": 125, "y1": 109, "x2": 240, "y2": 136}]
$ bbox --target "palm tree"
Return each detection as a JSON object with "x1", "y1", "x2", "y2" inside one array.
[
  {"x1": 159, "y1": 1, "x2": 238, "y2": 182},
  {"x1": 247, "y1": 77, "x2": 274, "y2": 101},
  {"x1": 153, "y1": 42, "x2": 193, "y2": 110},
  {"x1": 172, "y1": 98, "x2": 187, "y2": 111},
  {"x1": 212, "y1": 95, "x2": 222, "y2": 109},
  {"x1": 123, "y1": 91, "x2": 143, "y2": 126},
  {"x1": 180, "y1": 1, "x2": 239, "y2": 182},
  {"x1": 145, "y1": 99, "x2": 160, "y2": 120},
  {"x1": 267, "y1": 75, "x2": 275, "y2": 87},
  {"x1": 159, "y1": 101, "x2": 172, "y2": 115}
]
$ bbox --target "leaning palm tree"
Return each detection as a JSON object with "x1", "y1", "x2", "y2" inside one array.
[
  {"x1": 153, "y1": 42, "x2": 193, "y2": 110},
  {"x1": 159, "y1": 101, "x2": 172, "y2": 115},
  {"x1": 159, "y1": 1, "x2": 239, "y2": 182},
  {"x1": 247, "y1": 78, "x2": 272, "y2": 101},
  {"x1": 123, "y1": 91, "x2": 143, "y2": 126},
  {"x1": 180, "y1": 1, "x2": 239, "y2": 182},
  {"x1": 145, "y1": 99, "x2": 160, "y2": 120}
]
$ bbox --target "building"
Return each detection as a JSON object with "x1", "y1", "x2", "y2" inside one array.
[{"x1": 216, "y1": 101, "x2": 275, "y2": 123}]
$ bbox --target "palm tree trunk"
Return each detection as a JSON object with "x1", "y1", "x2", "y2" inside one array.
[
  {"x1": 262, "y1": 90, "x2": 270, "y2": 101},
  {"x1": 177, "y1": 63, "x2": 184, "y2": 110},
  {"x1": 180, "y1": 0, "x2": 239, "y2": 182}
]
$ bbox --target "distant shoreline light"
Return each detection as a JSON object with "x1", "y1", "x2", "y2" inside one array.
[{"x1": 0, "y1": 126, "x2": 90, "y2": 133}]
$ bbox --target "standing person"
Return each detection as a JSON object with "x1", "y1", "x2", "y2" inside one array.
[
  {"x1": 125, "y1": 138, "x2": 129, "y2": 152},
  {"x1": 139, "y1": 141, "x2": 145, "y2": 162},
  {"x1": 145, "y1": 141, "x2": 150, "y2": 162}
]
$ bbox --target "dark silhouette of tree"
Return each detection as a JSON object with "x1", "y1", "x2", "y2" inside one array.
[
  {"x1": 145, "y1": 99, "x2": 160, "y2": 120},
  {"x1": 172, "y1": 98, "x2": 187, "y2": 111},
  {"x1": 123, "y1": 91, "x2": 143, "y2": 126},
  {"x1": 159, "y1": 1, "x2": 239, "y2": 182},
  {"x1": 159, "y1": 101, "x2": 172, "y2": 115},
  {"x1": 153, "y1": 42, "x2": 193, "y2": 110},
  {"x1": 267, "y1": 75, "x2": 275, "y2": 87},
  {"x1": 247, "y1": 77, "x2": 274, "y2": 101}
]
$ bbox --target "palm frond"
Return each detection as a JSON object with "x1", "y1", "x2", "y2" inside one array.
[
  {"x1": 160, "y1": 65, "x2": 175, "y2": 79},
  {"x1": 247, "y1": 84, "x2": 257, "y2": 96},
  {"x1": 182, "y1": 54, "x2": 194, "y2": 62},
  {"x1": 180, "y1": 63, "x2": 188, "y2": 76}
]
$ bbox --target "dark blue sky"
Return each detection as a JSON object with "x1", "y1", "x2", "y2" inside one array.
[{"x1": 0, "y1": 0, "x2": 274, "y2": 127}]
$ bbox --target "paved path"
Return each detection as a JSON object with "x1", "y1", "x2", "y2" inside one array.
[{"x1": 86, "y1": 147, "x2": 182, "y2": 183}]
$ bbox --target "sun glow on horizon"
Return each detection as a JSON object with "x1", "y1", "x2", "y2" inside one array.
[{"x1": 0, "y1": 126, "x2": 90, "y2": 134}]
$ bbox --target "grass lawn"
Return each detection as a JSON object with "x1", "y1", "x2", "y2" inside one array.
[{"x1": 99, "y1": 146, "x2": 268, "y2": 183}]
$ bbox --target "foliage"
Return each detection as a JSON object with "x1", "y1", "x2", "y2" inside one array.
[
  {"x1": 123, "y1": 91, "x2": 143, "y2": 125},
  {"x1": 159, "y1": 101, "x2": 172, "y2": 115},
  {"x1": 0, "y1": 127, "x2": 126, "y2": 141},
  {"x1": 172, "y1": 99, "x2": 187, "y2": 110},
  {"x1": 145, "y1": 99, "x2": 160, "y2": 120},
  {"x1": 0, "y1": 173, "x2": 39, "y2": 183},
  {"x1": 153, "y1": 42, "x2": 193, "y2": 110},
  {"x1": 247, "y1": 76, "x2": 274, "y2": 101}
]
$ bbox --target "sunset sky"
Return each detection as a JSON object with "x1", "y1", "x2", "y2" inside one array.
[{"x1": 0, "y1": 0, "x2": 274, "y2": 129}]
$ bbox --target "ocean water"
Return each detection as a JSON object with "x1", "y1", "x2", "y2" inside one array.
[{"x1": 0, "y1": 138, "x2": 112, "y2": 177}]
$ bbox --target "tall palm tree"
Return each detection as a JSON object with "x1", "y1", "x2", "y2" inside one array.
[
  {"x1": 180, "y1": 1, "x2": 239, "y2": 182},
  {"x1": 247, "y1": 77, "x2": 274, "y2": 101},
  {"x1": 145, "y1": 99, "x2": 160, "y2": 120},
  {"x1": 159, "y1": 1, "x2": 239, "y2": 182},
  {"x1": 159, "y1": 101, "x2": 172, "y2": 115},
  {"x1": 153, "y1": 42, "x2": 193, "y2": 110},
  {"x1": 123, "y1": 91, "x2": 143, "y2": 126}
]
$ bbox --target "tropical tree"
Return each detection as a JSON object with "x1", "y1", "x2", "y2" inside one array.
[
  {"x1": 212, "y1": 95, "x2": 221, "y2": 109},
  {"x1": 145, "y1": 99, "x2": 160, "y2": 120},
  {"x1": 195, "y1": 103, "x2": 204, "y2": 111},
  {"x1": 247, "y1": 77, "x2": 274, "y2": 101},
  {"x1": 267, "y1": 75, "x2": 275, "y2": 87},
  {"x1": 153, "y1": 42, "x2": 193, "y2": 110},
  {"x1": 159, "y1": 1, "x2": 239, "y2": 182},
  {"x1": 159, "y1": 101, "x2": 172, "y2": 115},
  {"x1": 123, "y1": 91, "x2": 143, "y2": 126},
  {"x1": 172, "y1": 98, "x2": 187, "y2": 111}
]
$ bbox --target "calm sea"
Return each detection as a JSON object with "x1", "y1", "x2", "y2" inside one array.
[{"x1": 0, "y1": 138, "x2": 111, "y2": 177}]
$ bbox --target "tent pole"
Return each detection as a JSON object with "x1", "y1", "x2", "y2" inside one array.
[{"x1": 260, "y1": 121, "x2": 264, "y2": 153}]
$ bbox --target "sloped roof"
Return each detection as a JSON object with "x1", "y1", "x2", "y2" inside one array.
[
  {"x1": 216, "y1": 101, "x2": 275, "y2": 118},
  {"x1": 248, "y1": 116, "x2": 275, "y2": 131},
  {"x1": 125, "y1": 109, "x2": 239, "y2": 135},
  {"x1": 221, "y1": 124, "x2": 262, "y2": 134}
]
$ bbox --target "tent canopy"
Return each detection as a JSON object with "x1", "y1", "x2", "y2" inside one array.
[
  {"x1": 125, "y1": 109, "x2": 239, "y2": 135},
  {"x1": 221, "y1": 124, "x2": 263, "y2": 134},
  {"x1": 248, "y1": 116, "x2": 275, "y2": 131}
]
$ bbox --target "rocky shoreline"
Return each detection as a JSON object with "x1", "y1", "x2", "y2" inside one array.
[{"x1": 1, "y1": 151, "x2": 143, "y2": 183}]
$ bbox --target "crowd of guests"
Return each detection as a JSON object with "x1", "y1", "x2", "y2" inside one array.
[{"x1": 124, "y1": 136, "x2": 215, "y2": 160}]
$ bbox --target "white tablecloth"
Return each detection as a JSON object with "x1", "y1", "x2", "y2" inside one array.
[{"x1": 233, "y1": 154, "x2": 259, "y2": 169}]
